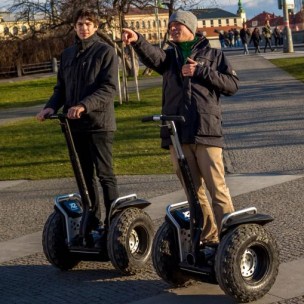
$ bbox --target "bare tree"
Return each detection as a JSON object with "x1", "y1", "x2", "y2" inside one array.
[{"x1": 2, "y1": 0, "x2": 219, "y2": 75}]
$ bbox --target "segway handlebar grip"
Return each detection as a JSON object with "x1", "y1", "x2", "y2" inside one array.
[
  {"x1": 142, "y1": 115, "x2": 185, "y2": 123},
  {"x1": 45, "y1": 113, "x2": 67, "y2": 120}
]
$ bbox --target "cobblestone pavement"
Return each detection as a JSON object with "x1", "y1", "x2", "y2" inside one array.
[{"x1": 1, "y1": 174, "x2": 304, "y2": 304}]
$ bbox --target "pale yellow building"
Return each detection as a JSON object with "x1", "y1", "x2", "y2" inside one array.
[
  {"x1": 0, "y1": 11, "x2": 45, "y2": 38},
  {"x1": 108, "y1": 7, "x2": 169, "y2": 45}
]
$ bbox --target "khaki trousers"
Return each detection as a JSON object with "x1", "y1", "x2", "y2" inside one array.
[{"x1": 169, "y1": 144, "x2": 234, "y2": 244}]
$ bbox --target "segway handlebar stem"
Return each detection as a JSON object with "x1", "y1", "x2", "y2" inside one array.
[{"x1": 142, "y1": 114, "x2": 203, "y2": 264}]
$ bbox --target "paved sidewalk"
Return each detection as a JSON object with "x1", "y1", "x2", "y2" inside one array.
[
  {"x1": 1, "y1": 51, "x2": 304, "y2": 303},
  {"x1": 1, "y1": 173, "x2": 304, "y2": 304}
]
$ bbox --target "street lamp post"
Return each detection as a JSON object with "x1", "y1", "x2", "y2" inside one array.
[{"x1": 283, "y1": 0, "x2": 294, "y2": 52}]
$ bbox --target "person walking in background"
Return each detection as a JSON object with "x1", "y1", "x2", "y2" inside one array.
[
  {"x1": 218, "y1": 30, "x2": 226, "y2": 48},
  {"x1": 262, "y1": 20, "x2": 275, "y2": 52},
  {"x1": 233, "y1": 28, "x2": 241, "y2": 47},
  {"x1": 36, "y1": 8, "x2": 119, "y2": 234},
  {"x1": 228, "y1": 29, "x2": 234, "y2": 47},
  {"x1": 240, "y1": 22, "x2": 251, "y2": 55},
  {"x1": 273, "y1": 26, "x2": 281, "y2": 47},
  {"x1": 122, "y1": 11, "x2": 239, "y2": 253},
  {"x1": 250, "y1": 27, "x2": 262, "y2": 53}
]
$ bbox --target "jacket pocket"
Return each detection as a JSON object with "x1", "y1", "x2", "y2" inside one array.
[{"x1": 197, "y1": 105, "x2": 222, "y2": 137}]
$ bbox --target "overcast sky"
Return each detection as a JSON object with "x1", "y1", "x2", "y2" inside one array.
[{"x1": 1, "y1": 0, "x2": 302, "y2": 19}]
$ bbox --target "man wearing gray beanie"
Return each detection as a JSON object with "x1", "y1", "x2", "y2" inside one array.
[
  {"x1": 168, "y1": 11, "x2": 198, "y2": 36},
  {"x1": 122, "y1": 11, "x2": 239, "y2": 263}
]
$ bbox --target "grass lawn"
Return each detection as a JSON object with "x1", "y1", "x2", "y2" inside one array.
[
  {"x1": 0, "y1": 67, "x2": 159, "y2": 109},
  {"x1": 0, "y1": 87, "x2": 174, "y2": 180},
  {"x1": 0, "y1": 76, "x2": 56, "y2": 109},
  {"x1": 270, "y1": 57, "x2": 304, "y2": 82},
  {"x1": 1, "y1": 56, "x2": 303, "y2": 180}
]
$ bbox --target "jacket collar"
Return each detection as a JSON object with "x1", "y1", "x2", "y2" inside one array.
[
  {"x1": 75, "y1": 32, "x2": 99, "y2": 53},
  {"x1": 167, "y1": 32, "x2": 210, "y2": 51}
]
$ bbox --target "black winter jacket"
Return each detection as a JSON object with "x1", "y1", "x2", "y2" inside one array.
[
  {"x1": 45, "y1": 33, "x2": 118, "y2": 132},
  {"x1": 131, "y1": 33, "x2": 239, "y2": 148}
]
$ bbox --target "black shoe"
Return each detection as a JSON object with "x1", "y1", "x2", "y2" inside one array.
[
  {"x1": 198, "y1": 243, "x2": 218, "y2": 266},
  {"x1": 91, "y1": 228, "x2": 109, "y2": 260},
  {"x1": 93, "y1": 228, "x2": 108, "y2": 248},
  {"x1": 87, "y1": 211, "x2": 102, "y2": 231}
]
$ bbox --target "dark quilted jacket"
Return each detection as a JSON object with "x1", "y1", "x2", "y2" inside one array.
[
  {"x1": 131, "y1": 32, "x2": 239, "y2": 148},
  {"x1": 45, "y1": 33, "x2": 118, "y2": 132}
]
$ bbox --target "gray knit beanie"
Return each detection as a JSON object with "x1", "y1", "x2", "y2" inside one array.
[{"x1": 168, "y1": 11, "x2": 198, "y2": 35}]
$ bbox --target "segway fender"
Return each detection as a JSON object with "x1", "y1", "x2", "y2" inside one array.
[
  {"x1": 221, "y1": 213, "x2": 273, "y2": 234},
  {"x1": 115, "y1": 198, "x2": 151, "y2": 211}
]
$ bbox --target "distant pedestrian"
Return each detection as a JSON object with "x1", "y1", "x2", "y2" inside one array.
[
  {"x1": 262, "y1": 20, "x2": 275, "y2": 52},
  {"x1": 273, "y1": 26, "x2": 281, "y2": 47},
  {"x1": 233, "y1": 28, "x2": 241, "y2": 47},
  {"x1": 223, "y1": 31, "x2": 230, "y2": 47},
  {"x1": 240, "y1": 23, "x2": 251, "y2": 55},
  {"x1": 280, "y1": 30, "x2": 284, "y2": 45},
  {"x1": 250, "y1": 27, "x2": 262, "y2": 53},
  {"x1": 218, "y1": 31, "x2": 226, "y2": 48},
  {"x1": 228, "y1": 29, "x2": 234, "y2": 47}
]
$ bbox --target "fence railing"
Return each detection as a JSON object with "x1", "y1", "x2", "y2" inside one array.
[{"x1": 0, "y1": 58, "x2": 59, "y2": 78}]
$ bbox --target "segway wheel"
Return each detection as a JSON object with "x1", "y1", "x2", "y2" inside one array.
[
  {"x1": 152, "y1": 221, "x2": 191, "y2": 286},
  {"x1": 107, "y1": 208, "x2": 154, "y2": 275},
  {"x1": 215, "y1": 224, "x2": 279, "y2": 303},
  {"x1": 42, "y1": 211, "x2": 80, "y2": 270}
]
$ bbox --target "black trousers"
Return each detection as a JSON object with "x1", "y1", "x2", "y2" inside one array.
[
  {"x1": 72, "y1": 131, "x2": 119, "y2": 226},
  {"x1": 264, "y1": 37, "x2": 273, "y2": 51}
]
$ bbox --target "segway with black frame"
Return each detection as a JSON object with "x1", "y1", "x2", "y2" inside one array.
[
  {"x1": 42, "y1": 114, "x2": 154, "y2": 275},
  {"x1": 142, "y1": 114, "x2": 279, "y2": 303}
]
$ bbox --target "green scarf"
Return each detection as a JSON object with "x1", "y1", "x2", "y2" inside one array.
[{"x1": 177, "y1": 36, "x2": 199, "y2": 63}]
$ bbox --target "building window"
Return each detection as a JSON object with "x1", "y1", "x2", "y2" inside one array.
[
  {"x1": 13, "y1": 26, "x2": 18, "y2": 35},
  {"x1": 163, "y1": 20, "x2": 167, "y2": 27},
  {"x1": 234, "y1": 18, "x2": 237, "y2": 26},
  {"x1": 153, "y1": 20, "x2": 156, "y2": 28},
  {"x1": 226, "y1": 19, "x2": 229, "y2": 25},
  {"x1": 160, "y1": 32, "x2": 163, "y2": 39},
  {"x1": 4, "y1": 27, "x2": 9, "y2": 35},
  {"x1": 210, "y1": 20, "x2": 214, "y2": 27},
  {"x1": 218, "y1": 19, "x2": 222, "y2": 26},
  {"x1": 22, "y1": 25, "x2": 27, "y2": 34},
  {"x1": 142, "y1": 21, "x2": 145, "y2": 28},
  {"x1": 136, "y1": 21, "x2": 140, "y2": 29},
  {"x1": 131, "y1": 21, "x2": 134, "y2": 29},
  {"x1": 202, "y1": 20, "x2": 206, "y2": 27},
  {"x1": 40, "y1": 24, "x2": 47, "y2": 32},
  {"x1": 148, "y1": 20, "x2": 151, "y2": 28},
  {"x1": 143, "y1": 33, "x2": 146, "y2": 38},
  {"x1": 149, "y1": 33, "x2": 152, "y2": 40}
]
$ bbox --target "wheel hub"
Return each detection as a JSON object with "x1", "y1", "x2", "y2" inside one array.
[
  {"x1": 129, "y1": 229, "x2": 140, "y2": 254},
  {"x1": 240, "y1": 248, "x2": 258, "y2": 278}
]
